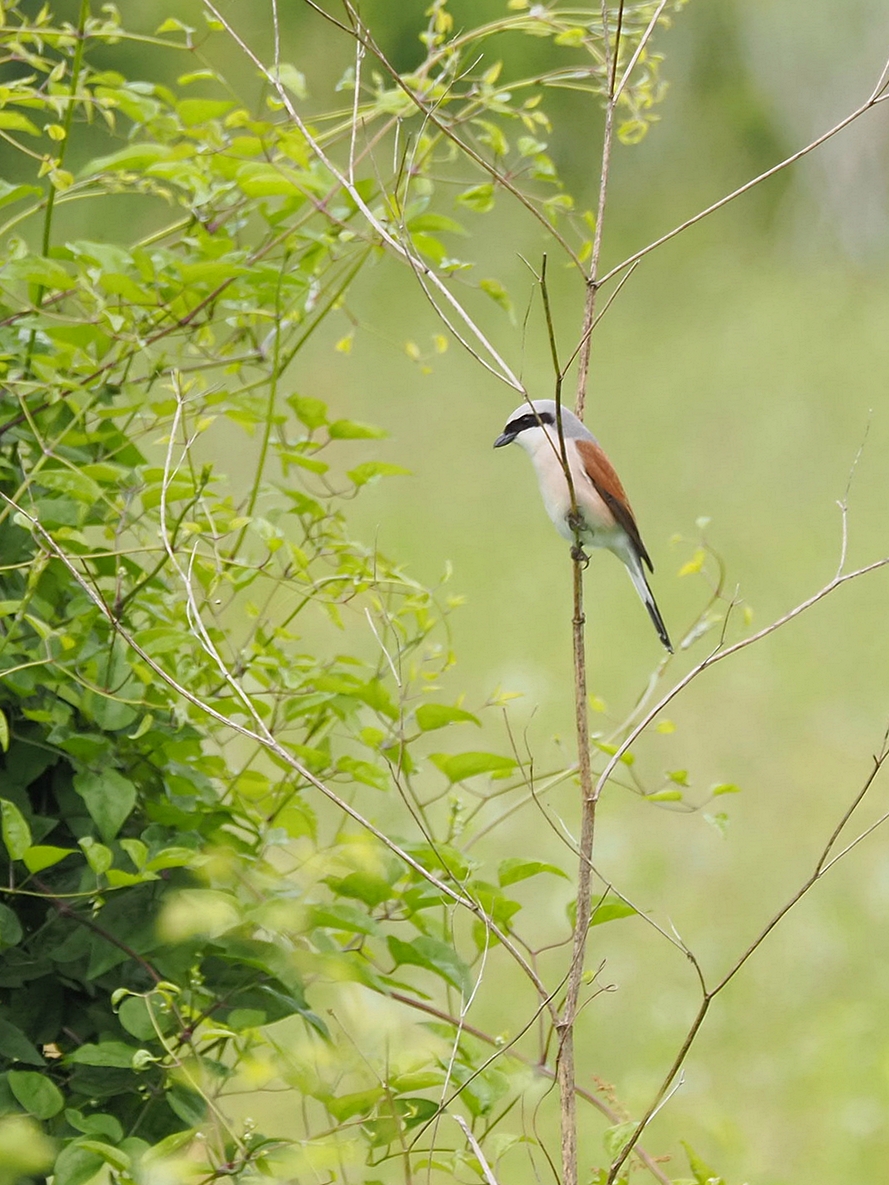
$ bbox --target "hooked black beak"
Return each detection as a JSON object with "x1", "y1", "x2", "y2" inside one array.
[{"x1": 493, "y1": 430, "x2": 515, "y2": 449}]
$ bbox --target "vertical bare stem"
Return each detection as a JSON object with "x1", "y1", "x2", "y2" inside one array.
[
  {"x1": 576, "y1": 0, "x2": 625, "y2": 421},
  {"x1": 556, "y1": 557, "x2": 597, "y2": 1185},
  {"x1": 558, "y1": 9, "x2": 627, "y2": 1181}
]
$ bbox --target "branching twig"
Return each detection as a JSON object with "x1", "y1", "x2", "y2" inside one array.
[
  {"x1": 597, "y1": 53, "x2": 889, "y2": 291},
  {"x1": 575, "y1": 0, "x2": 624, "y2": 420},
  {"x1": 453, "y1": 1115, "x2": 500, "y2": 1185},
  {"x1": 596, "y1": 554, "x2": 889, "y2": 798},
  {"x1": 607, "y1": 733, "x2": 889, "y2": 1182}
]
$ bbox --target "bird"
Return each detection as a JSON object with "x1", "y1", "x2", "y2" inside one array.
[{"x1": 493, "y1": 399, "x2": 672, "y2": 652}]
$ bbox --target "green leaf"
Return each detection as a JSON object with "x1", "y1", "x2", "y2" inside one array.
[
  {"x1": 711, "y1": 782, "x2": 741, "y2": 796},
  {"x1": 120, "y1": 838, "x2": 147, "y2": 870},
  {"x1": 140, "y1": 1128, "x2": 196, "y2": 1162},
  {"x1": 23, "y1": 845, "x2": 76, "y2": 873},
  {"x1": 85, "y1": 142, "x2": 175, "y2": 174},
  {"x1": 66, "y1": 1040, "x2": 141, "y2": 1069},
  {"x1": 176, "y1": 98, "x2": 235, "y2": 125},
  {"x1": 0, "y1": 708, "x2": 8, "y2": 752},
  {"x1": 457, "y1": 183, "x2": 495, "y2": 212},
  {"x1": 75, "y1": 1142, "x2": 131, "y2": 1172},
  {"x1": 336, "y1": 755, "x2": 389, "y2": 790},
  {"x1": 0, "y1": 1018, "x2": 44, "y2": 1066},
  {"x1": 395, "y1": 1096, "x2": 437, "y2": 1129},
  {"x1": 325, "y1": 1086, "x2": 384, "y2": 1121},
  {"x1": 479, "y1": 277, "x2": 513, "y2": 315},
  {"x1": 309, "y1": 903, "x2": 380, "y2": 936},
  {"x1": 415, "y1": 703, "x2": 480, "y2": 731},
  {"x1": 0, "y1": 1115, "x2": 55, "y2": 1178},
  {"x1": 472, "y1": 117, "x2": 509, "y2": 156},
  {"x1": 387, "y1": 935, "x2": 471, "y2": 994},
  {"x1": 498, "y1": 858, "x2": 569, "y2": 887},
  {"x1": 0, "y1": 799, "x2": 31, "y2": 860},
  {"x1": 590, "y1": 895, "x2": 638, "y2": 927},
  {"x1": 145, "y1": 846, "x2": 196, "y2": 871},
  {"x1": 429, "y1": 751, "x2": 517, "y2": 782},
  {"x1": 51, "y1": 1141, "x2": 106, "y2": 1185},
  {"x1": 0, "y1": 112, "x2": 41, "y2": 136},
  {"x1": 517, "y1": 134, "x2": 547, "y2": 157},
  {"x1": 0, "y1": 902, "x2": 24, "y2": 948},
  {"x1": 704, "y1": 811, "x2": 730, "y2": 838},
  {"x1": 165, "y1": 1083, "x2": 207, "y2": 1127},
  {"x1": 277, "y1": 63, "x2": 308, "y2": 99},
  {"x1": 407, "y1": 212, "x2": 467, "y2": 235},
  {"x1": 647, "y1": 789, "x2": 683, "y2": 802},
  {"x1": 38, "y1": 468, "x2": 103, "y2": 504},
  {"x1": 328, "y1": 419, "x2": 386, "y2": 439},
  {"x1": 235, "y1": 162, "x2": 305, "y2": 197},
  {"x1": 156, "y1": 16, "x2": 192, "y2": 32},
  {"x1": 603, "y1": 1119, "x2": 637, "y2": 1160},
  {"x1": 327, "y1": 871, "x2": 394, "y2": 907},
  {"x1": 81, "y1": 691, "x2": 139, "y2": 731},
  {"x1": 78, "y1": 837, "x2": 113, "y2": 875},
  {"x1": 227, "y1": 1008, "x2": 266, "y2": 1030},
  {"x1": 73, "y1": 769, "x2": 137, "y2": 841},
  {"x1": 64, "y1": 1110, "x2": 124, "y2": 1142},
  {"x1": 118, "y1": 997, "x2": 161, "y2": 1042},
  {"x1": 8, "y1": 1070, "x2": 64, "y2": 1119},
  {"x1": 681, "y1": 1140, "x2": 726, "y2": 1185},
  {"x1": 410, "y1": 231, "x2": 446, "y2": 264},
  {"x1": 347, "y1": 461, "x2": 410, "y2": 487},
  {"x1": 0, "y1": 181, "x2": 41, "y2": 210},
  {"x1": 618, "y1": 118, "x2": 649, "y2": 146},
  {"x1": 593, "y1": 740, "x2": 635, "y2": 765},
  {"x1": 287, "y1": 393, "x2": 327, "y2": 428}
]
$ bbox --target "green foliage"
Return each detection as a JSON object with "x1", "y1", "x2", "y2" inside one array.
[{"x1": 0, "y1": 2, "x2": 700, "y2": 1182}]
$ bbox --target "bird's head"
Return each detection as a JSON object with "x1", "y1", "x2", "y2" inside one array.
[{"x1": 493, "y1": 399, "x2": 591, "y2": 451}]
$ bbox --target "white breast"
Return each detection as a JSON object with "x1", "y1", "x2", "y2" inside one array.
[{"x1": 519, "y1": 429, "x2": 618, "y2": 548}]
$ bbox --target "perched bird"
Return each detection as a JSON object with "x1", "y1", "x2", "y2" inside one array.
[{"x1": 494, "y1": 399, "x2": 672, "y2": 652}]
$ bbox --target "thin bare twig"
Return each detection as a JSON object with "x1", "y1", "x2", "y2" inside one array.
[
  {"x1": 596, "y1": 554, "x2": 889, "y2": 799},
  {"x1": 575, "y1": 0, "x2": 624, "y2": 420},
  {"x1": 556, "y1": 8, "x2": 626, "y2": 1182},
  {"x1": 597, "y1": 52, "x2": 889, "y2": 289},
  {"x1": 613, "y1": 0, "x2": 669, "y2": 103},
  {"x1": 836, "y1": 416, "x2": 870, "y2": 577},
  {"x1": 607, "y1": 734, "x2": 889, "y2": 1182},
  {"x1": 453, "y1": 1115, "x2": 500, "y2": 1185}
]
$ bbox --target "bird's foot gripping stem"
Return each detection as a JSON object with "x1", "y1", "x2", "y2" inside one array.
[{"x1": 566, "y1": 512, "x2": 589, "y2": 566}]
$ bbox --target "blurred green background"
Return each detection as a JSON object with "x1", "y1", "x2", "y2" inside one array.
[{"x1": 22, "y1": 0, "x2": 889, "y2": 1179}]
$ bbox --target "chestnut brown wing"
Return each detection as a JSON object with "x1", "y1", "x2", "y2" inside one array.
[{"x1": 575, "y1": 438, "x2": 654, "y2": 573}]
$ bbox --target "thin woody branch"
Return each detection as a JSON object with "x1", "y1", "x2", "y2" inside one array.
[
  {"x1": 596, "y1": 553, "x2": 889, "y2": 798},
  {"x1": 597, "y1": 51, "x2": 889, "y2": 290},
  {"x1": 607, "y1": 737, "x2": 889, "y2": 1181}
]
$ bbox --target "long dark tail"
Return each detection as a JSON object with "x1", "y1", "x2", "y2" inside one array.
[{"x1": 625, "y1": 558, "x2": 673, "y2": 653}]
